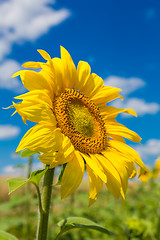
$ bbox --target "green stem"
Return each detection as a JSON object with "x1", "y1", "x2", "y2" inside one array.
[
  {"x1": 35, "y1": 184, "x2": 42, "y2": 214},
  {"x1": 37, "y1": 168, "x2": 55, "y2": 240},
  {"x1": 27, "y1": 156, "x2": 33, "y2": 178}
]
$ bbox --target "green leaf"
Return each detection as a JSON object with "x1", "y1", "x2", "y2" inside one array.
[
  {"x1": 55, "y1": 164, "x2": 67, "y2": 185},
  {"x1": 56, "y1": 217, "x2": 115, "y2": 239},
  {"x1": 21, "y1": 149, "x2": 37, "y2": 157},
  {"x1": 0, "y1": 230, "x2": 18, "y2": 240},
  {"x1": 7, "y1": 167, "x2": 48, "y2": 194},
  {"x1": 7, "y1": 178, "x2": 27, "y2": 194},
  {"x1": 28, "y1": 168, "x2": 48, "y2": 186}
]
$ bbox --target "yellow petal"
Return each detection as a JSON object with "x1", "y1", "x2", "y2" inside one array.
[
  {"x1": 107, "y1": 139, "x2": 146, "y2": 170},
  {"x1": 86, "y1": 164, "x2": 103, "y2": 207},
  {"x1": 139, "y1": 167, "x2": 151, "y2": 182},
  {"x1": 81, "y1": 153, "x2": 107, "y2": 183},
  {"x1": 91, "y1": 86, "x2": 123, "y2": 105},
  {"x1": 40, "y1": 66, "x2": 57, "y2": 94},
  {"x1": 105, "y1": 122, "x2": 141, "y2": 143},
  {"x1": 153, "y1": 158, "x2": 160, "y2": 179},
  {"x1": 39, "y1": 108, "x2": 57, "y2": 126},
  {"x1": 51, "y1": 57, "x2": 65, "y2": 92},
  {"x1": 14, "y1": 89, "x2": 53, "y2": 107},
  {"x1": 60, "y1": 46, "x2": 77, "y2": 89},
  {"x1": 155, "y1": 157, "x2": 160, "y2": 170},
  {"x1": 39, "y1": 144, "x2": 75, "y2": 168},
  {"x1": 107, "y1": 145, "x2": 137, "y2": 179},
  {"x1": 39, "y1": 136, "x2": 74, "y2": 168},
  {"x1": 20, "y1": 70, "x2": 53, "y2": 95},
  {"x1": 61, "y1": 150, "x2": 85, "y2": 199},
  {"x1": 12, "y1": 70, "x2": 27, "y2": 78},
  {"x1": 13, "y1": 101, "x2": 48, "y2": 124},
  {"x1": 128, "y1": 162, "x2": 137, "y2": 179},
  {"x1": 75, "y1": 61, "x2": 91, "y2": 90},
  {"x1": 107, "y1": 134, "x2": 126, "y2": 143},
  {"x1": 95, "y1": 153, "x2": 123, "y2": 199},
  {"x1": 101, "y1": 106, "x2": 137, "y2": 119},
  {"x1": 102, "y1": 151, "x2": 130, "y2": 195},
  {"x1": 83, "y1": 73, "x2": 104, "y2": 98},
  {"x1": 16, "y1": 124, "x2": 61, "y2": 153},
  {"x1": 37, "y1": 49, "x2": 51, "y2": 61},
  {"x1": 13, "y1": 89, "x2": 54, "y2": 124},
  {"x1": 22, "y1": 61, "x2": 42, "y2": 69}
]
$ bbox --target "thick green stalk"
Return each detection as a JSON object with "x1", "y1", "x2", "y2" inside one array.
[{"x1": 37, "y1": 168, "x2": 55, "y2": 240}]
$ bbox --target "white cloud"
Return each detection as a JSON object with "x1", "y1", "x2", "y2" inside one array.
[
  {"x1": 0, "y1": 124, "x2": 20, "y2": 140},
  {"x1": 0, "y1": 59, "x2": 25, "y2": 91},
  {"x1": 104, "y1": 76, "x2": 160, "y2": 117},
  {"x1": 104, "y1": 76, "x2": 146, "y2": 95},
  {"x1": 0, "y1": 0, "x2": 70, "y2": 60},
  {"x1": 2, "y1": 162, "x2": 43, "y2": 176},
  {"x1": 134, "y1": 139, "x2": 160, "y2": 161},
  {"x1": 3, "y1": 165, "x2": 23, "y2": 175},
  {"x1": 0, "y1": 39, "x2": 11, "y2": 60},
  {"x1": 113, "y1": 98, "x2": 160, "y2": 116}
]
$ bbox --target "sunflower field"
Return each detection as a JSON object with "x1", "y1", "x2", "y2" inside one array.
[{"x1": 0, "y1": 163, "x2": 160, "y2": 240}]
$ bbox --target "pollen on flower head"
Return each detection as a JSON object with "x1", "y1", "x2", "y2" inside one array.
[{"x1": 53, "y1": 88, "x2": 107, "y2": 154}]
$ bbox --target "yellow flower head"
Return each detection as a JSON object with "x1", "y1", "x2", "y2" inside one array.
[
  {"x1": 153, "y1": 157, "x2": 160, "y2": 179},
  {"x1": 139, "y1": 167, "x2": 152, "y2": 182},
  {"x1": 11, "y1": 47, "x2": 146, "y2": 206}
]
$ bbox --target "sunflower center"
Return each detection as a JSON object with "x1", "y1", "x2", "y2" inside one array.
[
  {"x1": 53, "y1": 89, "x2": 107, "y2": 154},
  {"x1": 68, "y1": 99, "x2": 94, "y2": 138}
]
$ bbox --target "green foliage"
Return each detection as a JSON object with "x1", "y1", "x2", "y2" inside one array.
[
  {"x1": 125, "y1": 217, "x2": 153, "y2": 239},
  {"x1": 56, "y1": 217, "x2": 115, "y2": 239},
  {"x1": 7, "y1": 178, "x2": 27, "y2": 194},
  {"x1": 1, "y1": 176, "x2": 160, "y2": 240},
  {"x1": 0, "y1": 230, "x2": 18, "y2": 240},
  {"x1": 55, "y1": 164, "x2": 67, "y2": 185},
  {"x1": 28, "y1": 168, "x2": 48, "y2": 186},
  {"x1": 20, "y1": 149, "x2": 37, "y2": 158},
  {"x1": 7, "y1": 167, "x2": 48, "y2": 194},
  {"x1": 0, "y1": 195, "x2": 32, "y2": 212},
  {"x1": 0, "y1": 217, "x2": 25, "y2": 232}
]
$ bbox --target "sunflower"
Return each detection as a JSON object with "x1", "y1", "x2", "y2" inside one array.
[
  {"x1": 139, "y1": 157, "x2": 160, "y2": 181},
  {"x1": 139, "y1": 167, "x2": 152, "y2": 182},
  {"x1": 153, "y1": 157, "x2": 160, "y2": 179},
  {"x1": 11, "y1": 46, "x2": 146, "y2": 206}
]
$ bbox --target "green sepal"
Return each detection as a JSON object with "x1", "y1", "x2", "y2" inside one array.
[
  {"x1": 55, "y1": 217, "x2": 115, "y2": 239},
  {"x1": 21, "y1": 149, "x2": 37, "y2": 157},
  {"x1": 0, "y1": 230, "x2": 19, "y2": 240},
  {"x1": 7, "y1": 167, "x2": 48, "y2": 194},
  {"x1": 55, "y1": 164, "x2": 67, "y2": 185}
]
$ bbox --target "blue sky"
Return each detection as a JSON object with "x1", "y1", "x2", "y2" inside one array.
[{"x1": 0, "y1": 0, "x2": 160, "y2": 174}]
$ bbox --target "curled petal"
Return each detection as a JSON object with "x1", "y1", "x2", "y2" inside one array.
[
  {"x1": 61, "y1": 151, "x2": 85, "y2": 199},
  {"x1": 16, "y1": 124, "x2": 61, "y2": 153},
  {"x1": 106, "y1": 121, "x2": 141, "y2": 143},
  {"x1": 86, "y1": 164, "x2": 103, "y2": 207}
]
